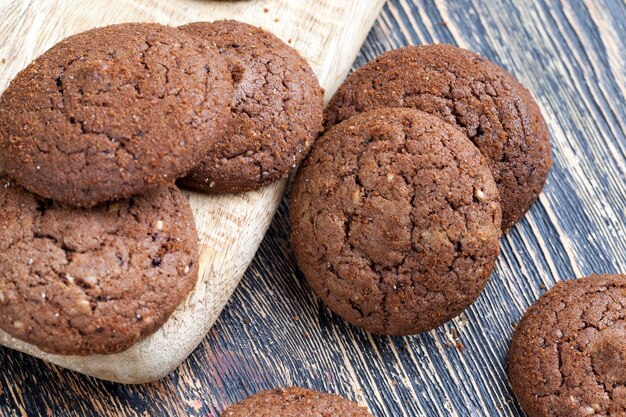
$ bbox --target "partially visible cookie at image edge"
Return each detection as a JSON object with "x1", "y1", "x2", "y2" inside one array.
[
  {"x1": 508, "y1": 274, "x2": 626, "y2": 417},
  {"x1": 0, "y1": 176, "x2": 199, "y2": 355},
  {"x1": 0, "y1": 22, "x2": 233, "y2": 207},
  {"x1": 220, "y1": 387, "x2": 374, "y2": 416}
]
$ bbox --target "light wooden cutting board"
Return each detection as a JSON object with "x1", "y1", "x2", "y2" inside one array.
[{"x1": 0, "y1": 0, "x2": 386, "y2": 383}]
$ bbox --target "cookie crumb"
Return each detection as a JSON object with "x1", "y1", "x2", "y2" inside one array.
[{"x1": 449, "y1": 327, "x2": 459, "y2": 339}]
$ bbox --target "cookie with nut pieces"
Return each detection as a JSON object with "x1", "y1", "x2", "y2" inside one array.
[
  {"x1": 291, "y1": 108, "x2": 502, "y2": 335},
  {"x1": 0, "y1": 174, "x2": 199, "y2": 355},
  {"x1": 178, "y1": 20, "x2": 324, "y2": 193},
  {"x1": 508, "y1": 274, "x2": 626, "y2": 416},
  {"x1": 325, "y1": 44, "x2": 552, "y2": 231},
  {"x1": 0, "y1": 22, "x2": 233, "y2": 207}
]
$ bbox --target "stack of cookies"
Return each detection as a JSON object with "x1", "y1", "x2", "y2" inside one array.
[
  {"x1": 0, "y1": 21, "x2": 323, "y2": 356},
  {"x1": 291, "y1": 44, "x2": 552, "y2": 336},
  {"x1": 2, "y1": 18, "x2": 620, "y2": 416}
]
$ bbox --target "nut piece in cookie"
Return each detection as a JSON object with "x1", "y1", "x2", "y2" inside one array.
[
  {"x1": 290, "y1": 108, "x2": 502, "y2": 336},
  {"x1": 0, "y1": 178, "x2": 199, "y2": 355},
  {"x1": 220, "y1": 387, "x2": 374, "y2": 416},
  {"x1": 325, "y1": 44, "x2": 552, "y2": 231},
  {"x1": 508, "y1": 274, "x2": 626, "y2": 417},
  {"x1": 0, "y1": 23, "x2": 233, "y2": 207},
  {"x1": 178, "y1": 20, "x2": 324, "y2": 193}
]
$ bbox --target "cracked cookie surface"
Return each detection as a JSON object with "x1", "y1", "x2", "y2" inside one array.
[
  {"x1": 290, "y1": 108, "x2": 501, "y2": 336},
  {"x1": 324, "y1": 44, "x2": 552, "y2": 231},
  {"x1": 0, "y1": 23, "x2": 232, "y2": 207},
  {"x1": 220, "y1": 387, "x2": 373, "y2": 417},
  {"x1": 0, "y1": 174, "x2": 199, "y2": 355},
  {"x1": 508, "y1": 274, "x2": 626, "y2": 417},
  {"x1": 178, "y1": 20, "x2": 324, "y2": 193}
]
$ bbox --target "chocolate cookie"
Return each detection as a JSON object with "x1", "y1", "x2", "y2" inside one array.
[
  {"x1": 508, "y1": 274, "x2": 626, "y2": 417},
  {"x1": 220, "y1": 387, "x2": 374, "y2": 416},
  {"x1": 0, "y1": 23, "x2": 232, "y2": 207},
  {"x1": 0, "y1": 175, "x2": 199, "y2": 355},
  {"x1": 178, "y1": 20, "x2": 324, "y2": 193},
  {"x1": 325, "y1": 44, "x2": 552, "y2": 231},
  {"x1": 290, "y1": 108, "x2": 501, "y2": 335}
]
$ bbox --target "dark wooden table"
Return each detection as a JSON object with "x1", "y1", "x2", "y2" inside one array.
[{"x1": 1, "y1": 0, "x2": 625, "y2": 416}]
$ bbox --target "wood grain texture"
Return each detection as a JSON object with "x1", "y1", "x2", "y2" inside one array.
[
  {"x1": 0, "y1": 0, "x2": 385, "y2": 384},
  {"x1": 1, "y1": 0, "x2": 625, "y2": 416}
]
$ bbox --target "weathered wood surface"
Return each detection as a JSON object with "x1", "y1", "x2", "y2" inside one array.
[
  {"x1": 0, "y1": 0, "x2": 385, "y2": 383},
  {"x1": 1, "y1": 0, "x2": 626, "y2": 415}
]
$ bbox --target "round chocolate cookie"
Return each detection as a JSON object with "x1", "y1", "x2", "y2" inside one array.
[
  {"x1": 0, "y1": 23, "x2": 232, "y2": 207},
  {"x1": 324, "y1": 44, "x2": 552, "y2": 231},
  {"x1": 220, "y1": 387, "x2": 373, "y2": 417},
  {"x1": 0, "y1": 174, "x2": 199, "y2": 355},
  {"x1": 290, "y1": 108, "x2": 501, "y2": 335},
  {"x1": 178, "y1": 20, "x2": 324, "y2": 193},
  {"x1": 508, "y1": 274, "x2": 626, "y2": 417}
]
